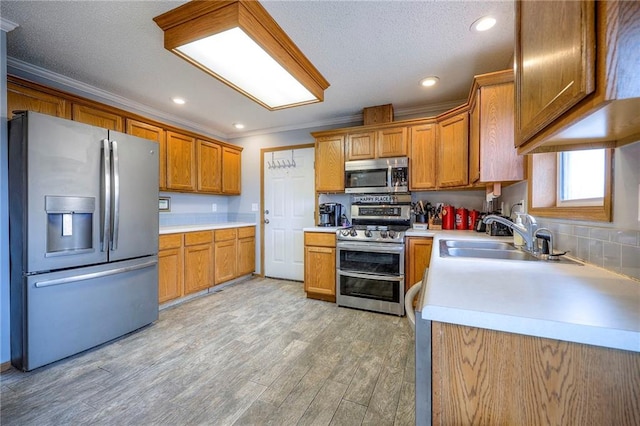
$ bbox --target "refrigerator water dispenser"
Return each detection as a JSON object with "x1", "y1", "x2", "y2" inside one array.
[{"x1": 45, "y1": 196, "x2": 95, "y2": 256}]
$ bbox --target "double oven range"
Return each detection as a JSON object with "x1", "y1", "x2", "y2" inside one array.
[{"x1": 336, "y1": 194, "x2": 411, "y2": 316}]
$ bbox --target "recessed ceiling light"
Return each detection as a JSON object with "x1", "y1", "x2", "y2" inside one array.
[
  {"x1": 420, "y1": 77, "x2": 439, "y2": 88},
  {"x1": 233, "y1": 123, "x2": 245, "y2": 130},
  {"x1": 172, "y1": 97, "x2": 186, "y2": 105},
  {"x1": 471, "y1": 16, "x2": 497, "y2": 32}
]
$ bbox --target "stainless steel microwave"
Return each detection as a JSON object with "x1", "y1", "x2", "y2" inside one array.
[{"x1": 344, "y1": 157, "x2": 409, "y2": 193}]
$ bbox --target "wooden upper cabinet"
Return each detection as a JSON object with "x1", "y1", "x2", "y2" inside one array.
[
  {"x1": 126, "y1": 119, "x2": 167, "y2": 190},
  {"x1": 166, "y1": 131, "x2": 196, "y2": 191},
  {"x1": 469, "y1": 71, "x2": 524, "y2": 184},
  {"x1": 409, "y1": 123, "x2": 437, "y2": 190},
  {"x1": 377, "y1": 127, "x2": 408, "y2": 158},
  {"x1": 437, "y1": 109, "x2": 469, "y2": 188},
  {"x1": 469, "y1": 94, "x2": 481, "y2": 184},
  {"x1": 7, "y1": 82, "x2": 71, "y2": 119},
  {"x1": 197, "y1": 140, "x2": 222, "y2": 193},
  {"x1": 72, "y1": 104, "x2": 124, "y2": 131},
  {"x1": 314, "y1": 135, "x2": 345, "y2": 192},
  {"x1": 222, "y1": 147, "x2": 241, "y2": 195},
  {"x1": 346, "y1": 131, "x2": 376, "y2": 160},
  {"x1": 515, "y1": 1, "x2": 640, "y2": 153}
]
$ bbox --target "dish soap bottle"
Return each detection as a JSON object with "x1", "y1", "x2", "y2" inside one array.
[{"x1": 513, "y1": 212, "x2": 526, "y2": 247}]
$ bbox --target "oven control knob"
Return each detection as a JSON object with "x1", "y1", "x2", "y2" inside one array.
[
  {"x1": 389, "y1": 230, "x2": 397, "y2": 239},
  {"x1": 349, "y1": 228, "x2": 358, "y2": 237},
  {"x1": 380, "y1": 230, "x2": 389, "y2": 238},
  {"x1": 364, "y1": 229, "x2": 372, "y2": 238},
  {"x1": 341, "y1": 229, "x2": 351, "y2": 237}
]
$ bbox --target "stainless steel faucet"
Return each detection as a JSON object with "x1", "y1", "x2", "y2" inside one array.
[{"x1": 483, "y1": 214, "x2": 538, "y2": 253}]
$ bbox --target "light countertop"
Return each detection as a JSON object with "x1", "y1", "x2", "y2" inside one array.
[
  {"x1": 419, "y1": 232, "x2": 640, "y2": 352},
  {"x1": 160, "y1": 222, "x2": 256, "y2": 234},
  {"x1": 303, "y1": 226, "x2": 348, "y2": 233}
]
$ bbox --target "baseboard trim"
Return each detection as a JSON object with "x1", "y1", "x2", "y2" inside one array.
[{"x1": 1, "y1": 361, "x2": 13, "y2": 373}]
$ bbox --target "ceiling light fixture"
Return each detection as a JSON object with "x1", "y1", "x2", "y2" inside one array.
[
  {"x1": 172, "y1": 97, "x2": 186, "y2": 105},
  {"x1": 471, "y1": 16, "x2": 497, "y2": 32},
  {"x1": 420, "y1": 76, "x2": 440, "y2": 87},
  {"x1": 154, "y1": 0, "x2": 330, "y2": 111},
  {"x1": 233, "y1": 123, "x2": 245, "y2": 130}
]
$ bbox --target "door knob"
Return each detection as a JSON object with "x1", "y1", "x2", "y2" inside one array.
[
  {"x1": 264, "y1": 219, "x2": 270, "y2": 224},
  {"x1": 264, "y1": 209, "x2": 269, "y2": 214}
]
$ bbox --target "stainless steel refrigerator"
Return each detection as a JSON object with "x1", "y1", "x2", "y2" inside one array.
[{"x1": 8, "y1": 111, "x2": 159, "y2": 371}]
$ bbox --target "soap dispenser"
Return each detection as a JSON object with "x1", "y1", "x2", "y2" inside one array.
[{"x1": 513, "y1": 212, "x2": 526, "y2": 247}]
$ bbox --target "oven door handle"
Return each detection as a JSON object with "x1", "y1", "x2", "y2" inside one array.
[
  {"x1": 337, "y1": 270, "x2": 403, "y2": 282},
  {"x1": 336, "y1": 242, "x2": 405, "y2": 253}
]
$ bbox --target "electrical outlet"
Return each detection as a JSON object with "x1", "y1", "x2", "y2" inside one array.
[
  {"x1": 211, "y1": 203, "x2": 217, "y2": 212},
  {"x1": 251, "y1": 203, "x2": 259, "y2": 212}
]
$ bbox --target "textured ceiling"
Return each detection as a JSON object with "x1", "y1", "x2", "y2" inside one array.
[{"x1": 1, "y1": 1, "x2": 514, "y2": 139}]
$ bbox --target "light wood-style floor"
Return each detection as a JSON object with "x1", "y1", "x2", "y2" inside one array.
[{"x1": 1, "y1": 277, "x2": 415, "y2": 425}]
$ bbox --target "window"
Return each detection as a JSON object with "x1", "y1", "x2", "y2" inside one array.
[
  {"x1": 528, "y1": 148, "x2": 612, "y2": 221},
  {"x1": 558, "y1": 149, "x2": 605, "y2": 206}
]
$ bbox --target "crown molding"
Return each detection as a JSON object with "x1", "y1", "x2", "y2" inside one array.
[
  {"x1": 228, "y1": 99, "x2": 467, "y2": 138},
  {"x1": 1, "y1": 18, "x2": 19, "y2": 33},
  {"x1": 7, "y1": 56, "x2": 228, "y2": 140},
  {"x1": 8, "y1": 56, "x2": 467, "y2": 141}
]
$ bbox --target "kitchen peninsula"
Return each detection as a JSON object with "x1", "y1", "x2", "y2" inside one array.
[{"x1": 411, "y1": 230, "x2": 640, "y2": 425}]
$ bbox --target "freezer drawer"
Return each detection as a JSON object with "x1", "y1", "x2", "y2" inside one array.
[{"x1": 12, "y1": 257, "x2": 158, "y2": 371}]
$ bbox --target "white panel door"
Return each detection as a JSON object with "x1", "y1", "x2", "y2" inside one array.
[{"x1": 264, "y1": 148, "x2": 315, "y2": 280}]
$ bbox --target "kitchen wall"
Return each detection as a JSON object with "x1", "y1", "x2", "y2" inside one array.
[
  {"x1": 502, "y1": 141, "x2": 640, "y2": 280},
  {"x1": 159, "y1": 192, "x2": 232, "y2": 227},
  {"x1": 320, "y1": 191, "x2": 487, "y2": 226},
  {"x1": 229, "y1": 124, "x2": 357, "y2": 274},
  {"x1": 1, "y1": 28, "x2": 10, "y2": 365}
]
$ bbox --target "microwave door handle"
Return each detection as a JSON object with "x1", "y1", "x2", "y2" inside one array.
[{"x1": 101, "y1": 139, "x2": 111, "y2": 252}]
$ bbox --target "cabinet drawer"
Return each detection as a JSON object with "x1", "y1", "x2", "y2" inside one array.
[
  {"x1": 159, "y1": 233, "x2": 183, "y2": 250},
  {"x1": 215, "y1": 228, "x2": 237, "y2": 242},
  {"x1": 304, "y1": 232, "x2": 336, "y2": 248},
  {"x1": 237, "y1": 226, "x2": 255, "y2": 239},
  {"x1": 184, "y1": 231, "x2": 213, "y2": 246}
]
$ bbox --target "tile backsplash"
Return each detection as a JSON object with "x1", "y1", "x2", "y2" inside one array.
[{"x1": 538, "y1": 219, "x2": 640, "y2": 281}]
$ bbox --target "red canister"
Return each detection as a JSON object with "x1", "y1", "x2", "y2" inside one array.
[
  {"x1": 442, "y1": 205, "x2": 455, "y2": 229},
  {"x1": 456, "y1": 207, "x2": 468, "y2": 230},
  {"x1": 468, "y1": 209, "x2": 479, "y2": 230}
]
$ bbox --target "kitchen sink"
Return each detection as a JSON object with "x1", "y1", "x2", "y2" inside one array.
[
  {"x1": 444, "y1": 247, "x2": 539, "y2": 261},
  {"x1": 439, "y1": 239, "x2": 582, "y2": 264},
  {"x1": 442, "y1": 240, "x2": 516, "y2": 250}
]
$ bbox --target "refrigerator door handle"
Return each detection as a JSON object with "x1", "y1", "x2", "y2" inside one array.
[
  {"x1": 102, "y1": 139, "x2": 111, "y2": 252},
  {"x1": 111, "y1": 140, "x2": 120, "y2": 251},
  {"x1": 34, "y1": 260, "x2": 158, "y2": 288}
]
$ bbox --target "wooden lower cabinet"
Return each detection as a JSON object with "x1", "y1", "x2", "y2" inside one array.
[
  {"x1": 158, "y1": 234, "x2": 183, "y2": 303},
  {"x1": 183, "y1": 231, "x2": 213, "y2": 295},
  {"x1": 405, "y1": 237, "x2": 432, "y2": 293},
  {"x1": 237, "y1": 226, "x2": 256, "y2": 276},
  {"x1": 159, "y1": 226, "x2": 255, "y2": 303},
  {"x1": 304, "y1": 232, "x2": 336, "y2": 302},
  {"x1": 431, "y1": 322, "x2": 640, "y2": 425}
]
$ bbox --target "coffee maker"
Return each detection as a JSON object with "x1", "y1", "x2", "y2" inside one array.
[{"x1": 318, "y1": 203, "x2": 343, "y2": 227}]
